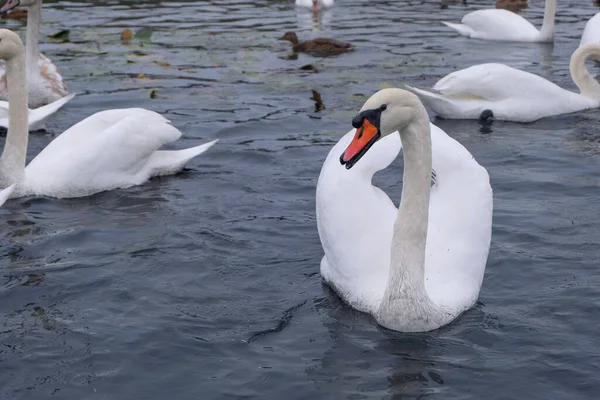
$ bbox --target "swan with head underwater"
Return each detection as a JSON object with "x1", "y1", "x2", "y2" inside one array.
[
  {"x1": 316, "y1": 88, "x2": 493, "y2": 332},
  {"x1": 0, "y1": 0, "x2": 72, "y2": 108},
  {"x1": 442, "y1": 0, "x2": 556, "y2": 42},
  {"x1": 0, "y1": 28, "x2": 217, "y2": 206},
  {"x1": 405, "y1": 43, "x2": 600, "y2": 122}
]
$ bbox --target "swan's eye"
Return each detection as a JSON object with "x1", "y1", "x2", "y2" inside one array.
[{"x1": 380, "y1": 104, "x2": 387, "y2": 111}]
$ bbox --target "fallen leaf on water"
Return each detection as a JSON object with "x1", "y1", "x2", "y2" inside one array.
[
  {"x1": 378, "y1": 82, "x2": 394, "y2": 90},
  {"x1": 153, "y1": 60, "x2": 171, "y2": 68},
  {"x1": 300, "y1": 64, "x2": 318, "y2": 72},
  {"x1": 2, "y1": 9, "x2": 27, "y2": 23},
  {"x1": 121, "y1": 29, "x2": 134, "y2": 41},
  {"x1": 137, "y1": 72, "x2": 146, "y2": 79},
  {"x1": 135, "y1": 27, "x2": 153, "y2": 41},
  {"x1": 311, "y1": 90, "x2": 325, "y2": 112},
  {"x1": 48, "y1": 29, "x2": 70, "y2": 41}
]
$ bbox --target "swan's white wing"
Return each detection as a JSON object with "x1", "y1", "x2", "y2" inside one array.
[
  {"x1": 444, "y1": 9, "x2": 539, "y2": 41},
  {"x1": 317, "y1": 129, "x2": 401, "y2": 313},
  {"x1": 581, "y1": 13, "x2": 600, "y2": 46},
  {"x1": 23, "y1": 108, "x2": 215, "y2": 198},
  {"x1": 0, "y1": 95, "x2": 74, "y2": 130},
  {"x1": 407, "y1": 63, "x2": 592, "y2": 122},
  {"x1": 424, "y1": 124, "x2": 492, "y2": 311},
  {"x1": 0, "y1": 183, "x2": 16, "y2": 207}
]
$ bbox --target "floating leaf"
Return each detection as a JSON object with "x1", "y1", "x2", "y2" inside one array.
[
  {"x1": 378, "y1": 82, "x2": 394, "y2": 89},
  {"x1": 135, "y1": 27, "x2": 153, "y2": 41},
  {"x1": 300, "y1": 64, "x2": 318, "y2": 72},
  {"x1": 121, "y1": 28, "x2": 134, "y2": 41},
  {"x1": 311, "y1": 90, "x2": 325, "y2": 112},
  {"x1": 48, "y1": 29, "x2": 70, "y2": 41},
  {"x1": 153, "y1": 60, "x2": 171, "y2": 68},
  {"x1": 137, "y1": 72, "x2": 146, "y2": 79}
]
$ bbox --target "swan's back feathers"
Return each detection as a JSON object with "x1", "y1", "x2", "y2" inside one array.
[
  {"x1": 449, "y1": 9, "x2": 539, "y2": 41},
  {"x1": 581, "y1": 13, "x2": 600, "y2": 46},
  {"x1": 23, "y1": 109, "x2": 190, "y2": 197}
]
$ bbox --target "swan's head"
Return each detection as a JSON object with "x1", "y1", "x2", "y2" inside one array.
[
  {"x1": 0, "y1": 0, "x2": 39, "y2": 13},
  {"x1": 340, "y1": 88, "x2": 423, "y2": 169},
  {"x1": 0, "y1": 29, "x2": 24, "y2": 60}
]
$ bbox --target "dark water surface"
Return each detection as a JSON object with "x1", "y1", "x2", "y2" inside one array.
[{"x1": 1, "y1": 0, "x2": 600, "y2": 398}]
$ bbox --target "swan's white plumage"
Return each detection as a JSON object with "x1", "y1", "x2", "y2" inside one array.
[
  {"x1": 14, "y1": 108, "x2": 217, "y2": 200},
  {"x1": 406, "y1": 56, "x2": 600, "y2": 122},
  {"x1": 442, "y1": 0, "x2": 556, "y2": 43},
  {"x1": 317, "y1": 123, "x2": 492, "y2": 317},
  {"x1": 295, "y1": 0, "x2": 334, "y2": 9},
  {"x1": 581, "y1": 13, "x2": 600, "y2": 46},
  {"x1": 0, "y1": 93, "x2": 74, "y2": 130}
]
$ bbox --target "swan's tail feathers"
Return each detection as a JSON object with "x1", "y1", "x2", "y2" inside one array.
[
  {"x1": 29, "y1": 93, "x2": 76, "y2": 130},
  {"x1": 405, "y1": 85, "x2": 456, "y2": 117},
  {"x1": 146, "y1": 139, "x2": 219, "y2": 177},
  {"x1": 441, "y1": 21, "x2": 474, "y2": 37},
  {"x1": 0, "y1": 184, "x2": 16, "y2": 207}
]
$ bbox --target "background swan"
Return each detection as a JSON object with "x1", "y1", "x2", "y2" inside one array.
[
  {"x1": 0, "y1": 29, "x2": 217, "y2": 206},
  {"x1": 0, "y1": 92, "x2": 73, "y2": 130},
  {"x1": 316, "y1": 88, "x2": 492, "y2": 332},
  {"x1": 405, "y1": 43, "x2": 600, "y2": 122},
  {"x1": 581, "y1": 13, "x2": 600, "y2": 46},
  {"x1": 296, "y1": 0, "x2": 334, "y2": 12},
  {"x1": 442, "y1": 0, "x2": 556, "y2": 42},
  {"x1": 0, "y1": 0, "x2": 70, "y2": 107}
]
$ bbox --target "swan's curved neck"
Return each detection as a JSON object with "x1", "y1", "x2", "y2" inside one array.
[
  {"x1": 0, "y1": 51, "x2": 29, "y2": 186},
  {"x1": 537, "y1": 0, "x2": 556, "y2": 42},
  {"x1": 26, "y1": 1, "x2": 42, "y2": 78},
  {"x1": 376, "y1": 105, "x2": 450, "y2": 332},
  {"x1": 570, "y1": 44, "x2": 600, "y2": 101}
]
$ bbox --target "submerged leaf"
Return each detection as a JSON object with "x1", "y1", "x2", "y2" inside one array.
[
  {"x1": 311, "y1": 90, "x2": 325, "y2": 112},
  {"x1": 135, "y1": 27, "x2": 153, "y2": 41},
  {"x1": 48, "y1": 29, "x2": 70, "y2": 41}
]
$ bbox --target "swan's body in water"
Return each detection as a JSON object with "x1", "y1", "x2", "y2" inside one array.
[
  {"x1": 405, "y1": 44, "x2": 600, "y2": 122},
  {"x1": 581, "y1": 13, "x2": 600, "y2": 46},
  {"x1": 316, "y1": 88, "x2": 492, "y2": 332},
  {"x1": 295, "y1": 0, "x2": 334, "y2": 12},
  {"x1": 442, "y1": 0, "x2": 555, "y2": 42},
  {"x1": 0, "y1": 0, "x2": 70, "y2": 108},
  {"x1": 0, "y1": 29, "x2": 217, "y2": 206}
]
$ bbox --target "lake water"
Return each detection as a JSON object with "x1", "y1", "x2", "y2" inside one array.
[{"x1": 1, "y1": 0, "x2": 600, "y2": 399}]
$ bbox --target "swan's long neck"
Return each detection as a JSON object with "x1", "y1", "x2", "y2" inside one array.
[
  {"x1": 570, "y1": 44, "x2": 600, "y2": 101},
  {"x1": 376, "y1": 104, "x2": 450, "y2": 332},
  {"x1": 537, "y1": 0, "x2": 556, "y2": 42},
  {"x1": 25, "y1": 1, "x2": 42, "y2": 79},
  {"x1": 0, "y1": 51, "x2": 29, "y2": 186}
]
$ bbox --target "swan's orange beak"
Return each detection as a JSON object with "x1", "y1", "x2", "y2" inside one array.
[{"x1": 340, "y1": 119, "x2": 381, "y2": 169}]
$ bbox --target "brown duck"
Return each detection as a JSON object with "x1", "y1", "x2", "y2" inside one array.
[{"x1": 279, "y1": 31, "x2": 354, "y2": 57}]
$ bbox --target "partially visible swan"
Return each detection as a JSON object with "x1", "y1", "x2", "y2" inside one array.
[
  {"x1": 581, "y1": 13, "x2": 600, "y2": 46},
  {"x1": 0, "y1": 29, "x2": 217, "y2": 206},
  {"x1": 442, "y1": 0, "x2": 556, "y2": 42},
  {"x1": 0, "y1": 93, "x2": 74, "y2": 130},
  {"x1": 296, "y1": 0, "x2": 334, "y2": 12},
  {"x1": 0, "y1": 0, "x2": 70, "y2": 107},
  {"x1": 316, "y1": 88, "x2": 492, "y2": 332},
  {"x1": 405, "y1": 44, "x2": 600, "y2": 122}
]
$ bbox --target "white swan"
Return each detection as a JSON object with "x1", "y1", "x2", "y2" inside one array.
[
  {"x1": 316, "y1": 88, "x2": 492, "y2": 332},
  {"x1": 442, "y1": 0, "x2": 556, "y2": 42},
  {"x1": 0, "y1": 0, "x2": 70, "y2": 108},
  {"x1": 296, "y1": 0, "x2": 334, "y2": 12},
  {"x1": 581, "y1": 13, "x2": 600, "y2": 46},
  {"x1": 405, "y1": 44, "x2": 600, "y2": 122},
  {"x1": 0, "y1": 29, "x2": 217, "y2": 206},
  {"x1": 0, "y1": 92, "x2": 74, "y2": 130}
]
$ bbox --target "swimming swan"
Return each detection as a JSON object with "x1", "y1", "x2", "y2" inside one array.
[
  {"x1": 0, "y1": 29, "x2": 217, "y2": 206},
  {"x1": 316, "y1": 88, "x2": 492, "y2": 332},
  {"x1": 405, "y1": 44, "x2": 600, "y2": 122},
  {"x1": 0, "y1": 0, "x2": 70, "y2": 107},
  {"x1": 442, "y1": 0, "x2": 556, "y2": 42}
]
